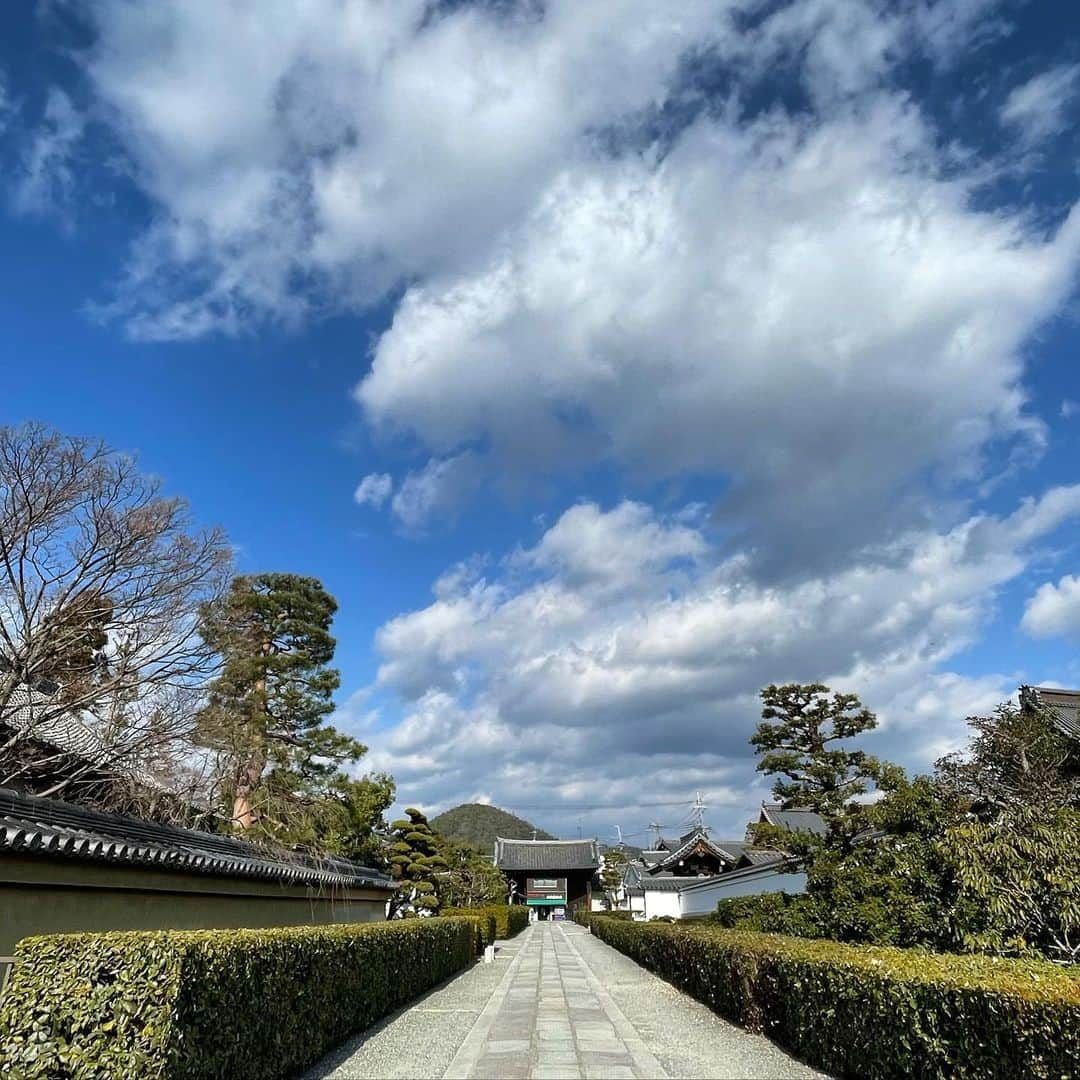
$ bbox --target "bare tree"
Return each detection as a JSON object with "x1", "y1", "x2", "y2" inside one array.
[{"x1": 0, "y1": 423, "x2": 232, "y2": 806}]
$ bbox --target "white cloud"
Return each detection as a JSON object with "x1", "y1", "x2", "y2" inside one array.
[
  {"x1": 79, "y1": 0, "x2": 731, "y2": 338},
  {"x1": 1001, "y1": 63, "x2": 1080, "y2": 148},
  {"x1": 359, "y1": 100, "x2": 1080, "y2": 564},
  {"x1": 23, "y1": 0, "x2": 1080, "y2": 829},
  {"x1": 1022, "y1": 574, "x2": 1080, "y2": 641},
  {"x1": 354, "y1": 472, "x2": 393, "y2": 509},
  {"x1": 362, "y1": 487, "x2": 1080, "y2": 833},
  {"x1": 1062, "y1": 399, "x2": 1079, "y2": 419},
  {"x1": 26, "y1": 1, "x2": 1076, "y2": 558},
  {"x1": 389, "y1": 452, "x2": 486, "y2": 532},
  {"x1": 11, "y1": 88, "x2": 85, "y2": 220}
]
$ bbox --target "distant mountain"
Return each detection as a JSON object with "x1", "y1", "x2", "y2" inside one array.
[{"x1": 432, "y1": 803, "x2": 555, "y2": 853}]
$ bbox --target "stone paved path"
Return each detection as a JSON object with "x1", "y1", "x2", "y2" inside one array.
[{"x1": 306, "y1": 922, "x2": 826, "y2": 1080}]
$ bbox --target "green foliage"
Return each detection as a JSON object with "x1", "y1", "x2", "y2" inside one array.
[
  {"x1": 936, "y1": 701, "x2": 1080, "y2": 816},
  {"x1": 736, "y1": 775, "x2": 968, "y2": 949},
  {"x1": 443, "y1": 910, "x2": 498, "y2": 947},
  {"x1": 712, "y1": 892, "x2": 823, "y2": 938},
  {"x1": 441, "y1": 905, "x2": 528, "y2": 939},
  {"x1": 197, "y1": 573, "x2": 375, "y2": 847},
  {"x1": 387, "y1": 808, "x2": 446, "y2": 915},
  {"x1": 438, "y1": 839, "x2": 509, "y2": 908},
  {"x1": 942, "y1": 806, "x2": 1080, "y2": 964},
  {"x1": 578, "y1": 911, "x2": 632, "y2": 927},
  {"x1": 0, "y1": 919, "x2": 478, "y2": 1080},
  {"x1": 430, "y1": 803, "x2": 554, "y2": 851},
  {"x1": 311, "y1": 771, "x2": 396, "y2": 868},
  {"x1": 741, "y1": 686, "x2": 1080, "y2": 965},
  {"x1": 600, "y1": 847, "x2": 628, "y2": 895},
  {"x1": 591, "y1": 920, "x2": 1080, "y2": 1080},
  {"x1": 751, "y1": 683, "x2": 892, "y2": 818}
]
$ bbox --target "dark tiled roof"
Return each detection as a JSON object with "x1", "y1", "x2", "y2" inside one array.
[
  {"x1": 0, "y1": 683, "x2": 185, "y2": 797},
  {"x1": 494, "y1": 837, "x2": 600, "y2": 871},
  {"x1": 759, "y1": 804, "x2": 828, "y2": 836},
  {"x1": 2, "y1": 684, "x2": 110, "y2": 761},
  {"x1": 678, "y1": 858, "x2": 797, "y2": 891},
  {"x1": 653, "y1": 828, "x2": 737, "y2": 871},
  {"x1": 638, "y1": 873, "x2": 720, "y2": 892},
  {"x1": 740, "y1": 847, "x2": 787, "y2": 867},
  {"x1": 1022, "y1": 685, "x2": 1080, "y2": 740},
  {"x1": 0, "y1": 787, "x2": 393, "y2": 891}
]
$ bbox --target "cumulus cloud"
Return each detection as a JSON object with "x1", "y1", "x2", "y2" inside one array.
[
  {"x1": 24, "y1": 1, "x2": 1080, "y2": 828},
  {"x1": 362, "y1": 488, "x2": 1080, "y2": 834},
  {"x1": 360, "y1": 103, "x2": 1079, "y2": 566},
  {"x1": 1001, "y1": 63, "x2": 1080, "y2": 148},
  {"x1": 44, "y1": 1, "x2": 1076, "y2": 564},
  {"x1": 1022, "y1": 574, "x2": 1080, "y2": 641},
  {"x1": 354, "y1": 472, "x2": 393, "y2": 509}
]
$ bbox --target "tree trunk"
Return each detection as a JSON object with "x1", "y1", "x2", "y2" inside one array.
[
  {"x1": 231, "y1": 751, "x2": 263, "y2": 830},
  {"x1": 233, "y1": 636, "x2": 271, "y2": 831}
]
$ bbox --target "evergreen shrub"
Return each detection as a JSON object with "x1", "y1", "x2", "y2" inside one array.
[
  {"x1": 712, "y1": 892, "x2": 822, "y2": 937},
  {"x1": 442, "y1": 909, "x2": 497, "y2": 947},
  {"x1": 0, "y1": 918, "x2": 476, "y2": 1080},
  {"x1": 591, "y1": 919, "x2": 1080, "y2": 1080},
  {"x1": 442, "y1": 905, "x2": 528, "y2": 939}
]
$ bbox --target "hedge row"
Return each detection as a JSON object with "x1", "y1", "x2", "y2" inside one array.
[
  {"x1": 448, "y1": 909, "x2": 498, "y2": 947},
  {"x1": 0, "y1": 917, "x2": 477, "y2": 1079},
  {"x1": 590, "y1": 918, "x2": 1080, "y2": 1080},
  {"x1": 442, "y1": 905, "x2": 529, "y2": 939},
  {"x1": 574, "y1": 909, "x2": 632, "y2": 927}
]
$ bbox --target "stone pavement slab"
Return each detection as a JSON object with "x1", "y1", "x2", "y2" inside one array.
[{"x1": 306, "y1": 921, "x2": 827, "y2": 1080}]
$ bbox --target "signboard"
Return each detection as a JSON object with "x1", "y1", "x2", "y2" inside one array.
[{"x1": 526, "y1": 876, "x2": 567, "y2": 906}]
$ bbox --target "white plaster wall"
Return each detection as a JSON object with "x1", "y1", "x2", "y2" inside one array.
[
  {"x1": 643, "y1": 889, "x2": 682, "y2": 920},
  {"x1": 678, "y1": 871, "x2": 807, "y2": 918}
]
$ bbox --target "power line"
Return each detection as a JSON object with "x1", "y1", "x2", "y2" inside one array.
[{"x1": 504, "y1": 797, "x2": 708, "y2": 813}]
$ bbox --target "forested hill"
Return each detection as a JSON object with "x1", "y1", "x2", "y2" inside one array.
[{"x1": 432, "y1": 803, "x2": 555, "y2": 852}]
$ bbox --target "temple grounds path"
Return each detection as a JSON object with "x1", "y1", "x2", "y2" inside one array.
[{"x1": 306, "y1": 922, "x2": 826, "y2": 1080}]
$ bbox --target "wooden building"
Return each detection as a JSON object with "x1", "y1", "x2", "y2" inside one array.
[{"x1": 493, "y1": 837, "x2": 600, "y2": 919}]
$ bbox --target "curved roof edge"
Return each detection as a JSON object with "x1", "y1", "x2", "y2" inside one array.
[{"x1": 0, "y1": 787, "x2": 394, "y2": 892}]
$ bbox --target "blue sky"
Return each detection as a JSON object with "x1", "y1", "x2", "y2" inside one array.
[{"x1": 2, "y1": 0, "x2": 1079, "y2": 840}]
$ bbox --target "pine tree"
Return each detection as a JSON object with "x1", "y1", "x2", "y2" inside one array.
[
  {"x1": 751, "y1": 683, "x2": 891, "y2": 819},
  {"x1": 387, "y1": 808, "x2": 447, "y2": 916},
  {"x1": 600, "y1": 848, "x2": 628, "y2": 897},
  {"x1": 439, "y1": 838, "x2": 508, "y2": 908},
  {"x1": 197, "y1": 573, "x2": 365, "y2": 839}
]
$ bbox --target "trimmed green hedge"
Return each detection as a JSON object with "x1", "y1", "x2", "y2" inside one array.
[
  {"x1": 575, "y1": 910, "x2": 631, "y2": 928},
  {"x1": 0, "y1": 917, "x2": 477, "y2": 1079},
  {"x1": 449, "y1": 910, "x2": 498, "y2": 947},
  {"x1": 442, "y1": 905, "x2": 529, "y2": 939},
  {"x1": 590, "y1": 919, "x2": 1080, "y2": 1079}
]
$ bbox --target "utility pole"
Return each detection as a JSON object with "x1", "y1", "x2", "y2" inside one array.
[
  {"x1": 648, "y1": 821, "x2": 664, "y2": 849},
  {"x1": 690, "y1": 791, "x2": 708, "y2": 834}
]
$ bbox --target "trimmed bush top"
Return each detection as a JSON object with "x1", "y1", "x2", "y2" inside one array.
[
  {"x1": 0, "y1": 918, "x2": 477, "y2": 1079},
  {"x1": 591, "y1": 918, "x2": 1080, "y2": 1080}
]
